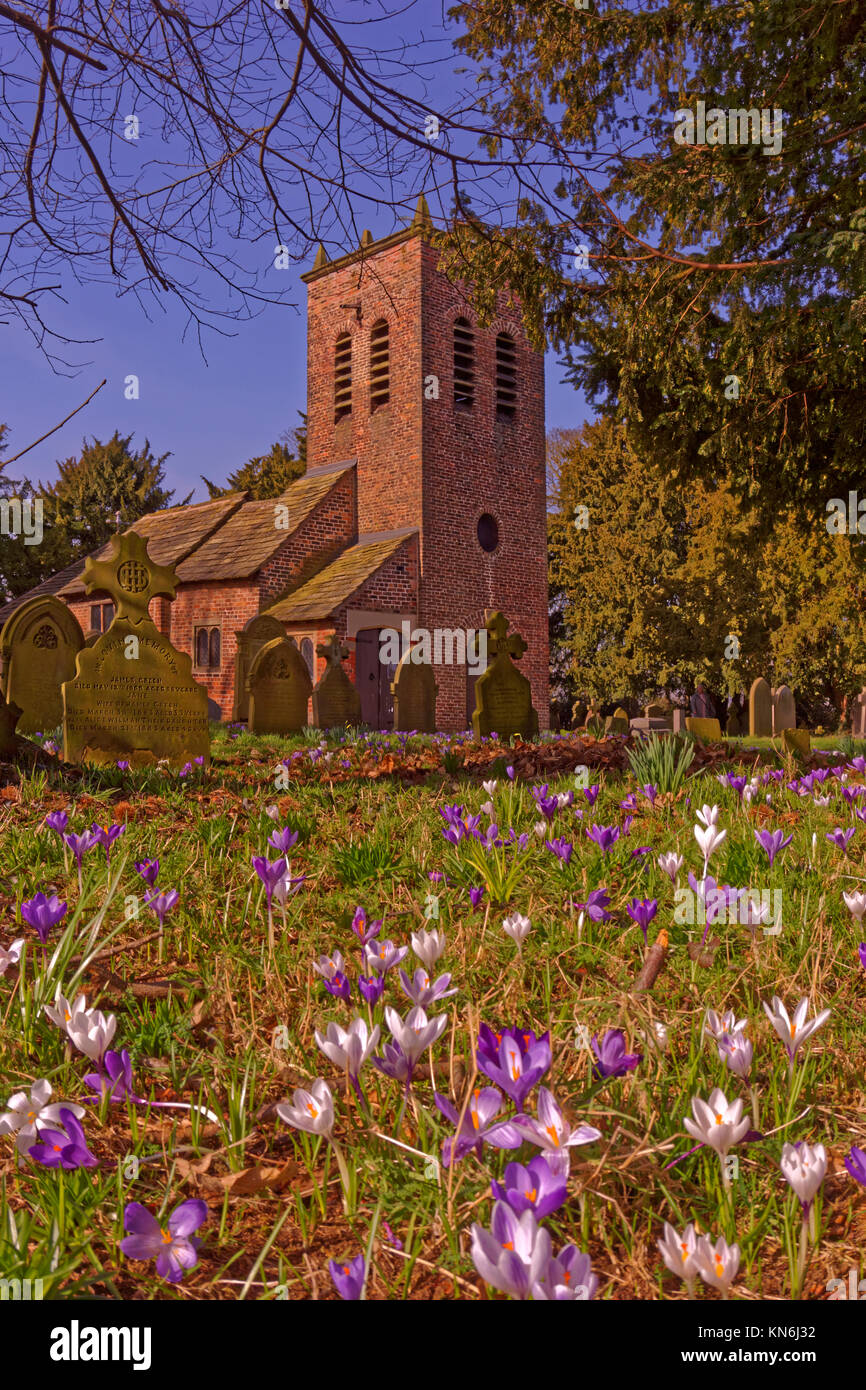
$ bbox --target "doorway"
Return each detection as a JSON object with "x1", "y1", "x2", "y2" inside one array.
[{"x1": 355, "y1": 629, "x2": 395, "y2": 729}]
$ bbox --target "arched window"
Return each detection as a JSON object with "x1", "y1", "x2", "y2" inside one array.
[
  {"x1": 369, "y1": 319, "x2": 390, "y2": 411},
  {"x1": 495, "y1": 332, "x2": 517, "y2": 419},
  {"x1": 334, "y1": 332, "x2": 352, "y2": 422},
  {"x1": 453, "y1": 317, "x2": 475, "y2": 410},
  {"x1": 195, "y1": 628, "x2": 209, "y2": 668},
  {"x1": 194, "y1": 626, "x2": 221, "y2": 670},
  {"x1": 301, "y1": 638, "x2": 315, "y2": 679},
  {"x1": 208, "y1": 628, "x2": 221, "y2": 669}
]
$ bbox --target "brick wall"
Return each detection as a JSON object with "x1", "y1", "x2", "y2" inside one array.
[
  {"x1": 258, "y1": 467, "x2": 357, "y2": 606},
  {"x1": 167, "y1": 580, "x2": 260, "y2": 718}
]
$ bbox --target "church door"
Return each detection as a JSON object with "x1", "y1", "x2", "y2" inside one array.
[{"x1": 355, "y1": 629, "x2": 394, "y2": 729}]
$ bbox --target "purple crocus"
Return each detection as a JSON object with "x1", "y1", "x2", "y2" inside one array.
[
  {"x1": 754, "y1": 828, "x2": 793, "y2": 867},
  {"x1": 20, "y1": 892, "x2": 67, "y2": 944},
  {"x1": 45, "y1": 811, "x2": 69, "y2": 835},
  {"x1": 28, "y1": 1108, "x2": 98, "y2": 1170},
  {"x1": 358, "y1": 973, "x2": 384, "y2": 1005},
  {"x1": 545, "y1": 836, "x2": 573, "y2": 865},
  {"x1": 625, "y1": 897, "x2": 658, "y2": 944},
  {"x1": 583, "y1": 785, "x2": 600, "y2": 808},
  {"x1": 329, "y1": 1252, "x2": 365, "y2": 1300},
  {"x1": 469, "y1": 886, "x2": 485, "y2": 909},
  {"x1": 844, "y1": 1146, "x2": 866, "y2": 1187},
  {"x1": 591, "y1": 1029, "x2": 642, "y2": 1079},
  {"x1": 83, "y1": 1048, "x2": 135, "y2": 1102},
  {"x1": 826, "y1": 828, "x2": 856, "y2": 853},
  {"x1": 619, "y1": 793, "x2": 639, "y2": 813},
  {"x1": 858, "y1": 943, "x2": 866, "y2": 974},
  {"x1": 134, "y1": 858, "x2": 159, "y2": 887},
  {"x1": 476, "y1": 1025, "x2": 552, "y2": 1108},
  {"x1": 532, "y1": 785, "x2": 559, "y2": 821},
  {"x1": 586, "y1": 824, "x2": 620, "y2": 854},
  {"x1": 350, "y1": 907, "x2": 382, "y2": 949},
  {"x1": 144, "y1": 888, "x2": 179, "y2": 928},
  {"x1": 398, "y1": 967, "x2": 457, "y2": 1008},
  {"x1": 573, "y1": 887, "x2": 613, "y2": 922},
  {"x1": 252, "y1": 855, "x2": 288, "y2": 905},
  {"x1": 491, "y1": 1155, "x2": 567, "y2": 1219},
  {"x1": 64, "y1": 829, "x2": 99, "y2": 870},
  {"x1": 640, "y1": 784, "x2": 658, "y2": 806},
  {"x1": 268, "y1": 826, "x2": 299, "y2": 855},
  {"x1": 434, "y1": 1087, "x2": 522, "y2": 1166},
  {"x1": 364, "y1": 938, "x2": 409, "y2": 977},
  {"x1": 91, "y1": 822, "x2": 126, "y2": 865},
  {"x1": 325, "y1": 972, "x2": 353, "y2": 1003},
  {"x1": 120, "y1": 1199, "x2": 207, "y2": 1284}
]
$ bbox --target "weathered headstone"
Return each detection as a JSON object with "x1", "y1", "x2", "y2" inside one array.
[
  {"x1": 571, "y1": 700, "x2": 588, "y2": 729},
  {"x1": 854, "y1": 688, "x2": 866, "y2": 738},
  {"x1": 312, "y1": 634, "x2": 361, "y2": 728},
  {"x1": 782, "y1": 728, "x2": 811, "y2": 756},
  {"x1": 391, "y1": 651, "x2": 437, "y2": 732},
  {"x1": 672, "y1": 708, "x2": 686, "y2": 734},
  {"x1": 772, "y1": 684, "x2": 796, "y2": 735},
  {"x1": 62, "y1": 531, "x2": 210, "y2": 767},
  {"x1": 0, "y1": 690, "x2": 22, "y2": 754},
  {"x1": 83, "y1": 629, "x2": 101, "y2": 648},
  {"x1": 726, "y1": 703, "x2": 745, "y2": 737},
  {"x1": 686, "y1": 716, "x2": 722, "y2": 742},
  {"x1": 471, "y1": 611, "x2": 538, "y2": 739},
  {"x1": 233, "y1": 614, "x2": 286, "y2": 722},
  {"x1": 749, "y1": 677, "x2": 772, "y2": 737},
  {"x1": 248, "y1": 637, "x2": 312, "y2": 734},
  {"x1": 605, "y1": 706, "x2": 630, "y2": 735},
  {"x1": 0, "y1": 596, "x2": 83, "y2": 734}
]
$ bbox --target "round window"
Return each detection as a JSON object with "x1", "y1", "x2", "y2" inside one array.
[{"x1": 477, "y1": 513, "x2": 499, "y2": 552}]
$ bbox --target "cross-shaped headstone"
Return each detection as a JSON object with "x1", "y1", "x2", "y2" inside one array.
[
  {"x1": 81, "y1": 531, "x2": 179, "y2": 626},
  {"x1": 316, "y1": 633, "x2": 350, "y2": 670},
  {"x1": 484, "y1": 610, "x2": 527, "y2": 661}
]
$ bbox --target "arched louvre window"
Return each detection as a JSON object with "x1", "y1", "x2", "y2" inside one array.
[
  {"x1": 334, "y1": 332, "x2": 352, "y2": 421},
  {"x1": 194, "y1": 626, "x2": 221, "y2": 669},
  {"x1": 208, "y1": 628, "x2": 221, "y2": 669},
  {"x1": 195, "y1": 628, "x2": 209, "y2": 668},
  {"x1": 369, "y1": 319, "x2": 390, "y2": 411},
  {"x1": 301, "y1": 638, "x2": 315, "y2": 679},
  {"x1": 453, "y1": 318, "x2": 475, "y2": 409},
  {"x1": 495, "y1": 332, "x2": 517, "y2": 419}
]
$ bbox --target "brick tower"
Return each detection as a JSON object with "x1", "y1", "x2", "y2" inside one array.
[{"x1": 302, "y1": 197, "x2": 549, "y2": 731}]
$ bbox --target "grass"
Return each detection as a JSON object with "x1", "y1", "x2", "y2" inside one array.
[{"x1": 0, "y1": 723, "x2": 864, "y2": 1300}]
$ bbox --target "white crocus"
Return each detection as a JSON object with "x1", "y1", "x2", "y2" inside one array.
[
  {"x1": 0, "y1": 939, "x2": 24, "y2": 975},
  {"x1": 781, "y1": 1141, "x2": 827, "y2": 1208},
  {"x1": 503, "y1": 912, "x2": 532, "y2": 947},
  {"x1": 480, "y1": 800, "x2": 495, "y2": 818},
  {"x1": 684, "y1": 1087, "x2": 750, "y2": 1159},
  {"x1": 657, "y1": 852, "x2": 683, "y2": 882},
  {"x1": 695, "y1": 804, "x2": 721, "y2": 828},
  {"x1": 482, "y1": 780, "x2": 498, "y2": 796},
  {"x1": 658, "y1": 1221, "x2": 701, "y2": 1290},
  {"x1": 0, "y1": 1080, "x2": 85, "y2": 1155},
  {"x1": 694, "y1": 821, "x2": 727, "y2": 865},
  {"x1": 276, "y1": 1078, "x2": 334, "y2": 1138},
  {"x1": 763, "y1": 995, "x2": 831, "y2": 1062},
  {"x1": 66, "y1": 1006, "x2": 117, "y2": 1063},
  {"x1": 312, "y1": 950, "x2": 346, "y2": 982},
  {"x1": 384, "y1": 1004, "x2": 447, "y2": 1065},
  {"x1": 410, "y1": 927, "x2": 446, "y2": 972},
  {"x1": 695, "y1": 1234, "x2": 740, "y2": 1295},
  {"x1": 44, "y1": 990, "x2": 88, "y2": 1033},
  {"x1": 704, "y1": 1009, "x2": 748, "y2": 1043},
  {"x1": 842, "y1": 889, "x2": 866, "y2": 921},
  {"x1": 314, "y1": 1017, "x2": 380, "y2": 1080},
  {"x1": 533, "y1": 820, "x2": 548, "y2": 838},
  {"x1": 720, "y1": 1031, "x2": 753, "y2": 1079}
]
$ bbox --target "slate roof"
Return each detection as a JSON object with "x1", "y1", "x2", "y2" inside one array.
[{"x1": 264, "y1": 530, "x2": 415, "y2": 621}]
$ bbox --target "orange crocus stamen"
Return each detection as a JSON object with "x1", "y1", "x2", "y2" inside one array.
[
  {"x1": 789, "y1": 1022, "x2": 797, "y2": 1040},
  {"x1": 501, "y1": 1241, "x2": 514, "y2": 1251},
  {"x1": 161, "y1": 1229, "x2": 173, "y2": 1244},
  {"x1": 306, "y1": 1102, "x2": 318, "y2": 1117},
  {"x1": 525, "y1": 1188, "x2": 537, "y2": 1203},
  {"x1": 545, "y1": 1124, "x2": 559, "y2": 1146}
]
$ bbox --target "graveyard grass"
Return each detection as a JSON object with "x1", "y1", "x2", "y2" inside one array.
[{"x1": 2, "y1": 724, "x2": 865, "y2": 1301}]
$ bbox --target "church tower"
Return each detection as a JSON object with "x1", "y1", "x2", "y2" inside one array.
[{"x1": 301, "y1": 196, "x2": 549, "y2": 729}]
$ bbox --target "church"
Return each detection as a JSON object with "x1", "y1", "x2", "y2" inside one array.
[{"x1": 1, "y1": 198, "x2": 549, "y2": 733}]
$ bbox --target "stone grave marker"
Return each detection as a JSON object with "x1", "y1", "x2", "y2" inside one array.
[
  {"x1": 782, "y1": 728, "x2": 811, "y2": 756},
  {"x1": 248, "y1": 637, "x2": 312, "y2": 734},
  {"x1": 62, "y1": 531, "x2": 210, "y2": 767},
  {"x1": 233, "y1": 614, "x2": 286, "y2": 722},
  {"x1": 571, "y1": 700, "x2": 588, "y2": 729},
  {"x1": 854, "y1": 688, "x2": 866, "y2": 738},
  {"x1": 391, "y1": 651, "x2": 437, "y2": 732},
  {"x1": 725, "y1": 703, "x2": 745, "y2": 737},
  {"x1": 0, "y1": 689, "x2": 22, "y2": 755},
  {"x1": 604, "y1": 706, "x2": 630, "y2": 735},
  {"x1": 83, "y1": 629, "x2": 101, "y2": 648},
  {"x1": 749, "y1": 677, "x2": 772, "y2": 737},
  {"x1": 672, "y1": 708, "x2": 686, "y2": 734},
  {"x1": 471, "y1": 611, "x2": 538, "y2": 739},
  {"x1": 686, "y1": 716, "x2": 722, "y2": 742},
  {"x1": 772, "y1": 684, "x2": 796, "y2": 735},
  {"x1": 0, "y1": 596, "x2": 83, "y2": 734},
  {"x1": 312, "y1": 633, "x2": 361, "y2": 728}
]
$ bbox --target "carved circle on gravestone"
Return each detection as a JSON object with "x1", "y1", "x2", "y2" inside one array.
[
  {"x1": 232, "y1": 613, "x2": 287, "y2": 722},
  {"x1": 247, "y1": 636, "x2": 312, "y2": 734},
  {"x1": 0, "y1": 596, "x2": 84, "y2": 734},
  {"x1": 749, "y1": 676, "x2": 773, "y2": 738}
]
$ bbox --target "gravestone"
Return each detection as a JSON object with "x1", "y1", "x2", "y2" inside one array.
[
  {"x1": 0, "y1": 690, "x2": 22, "y2": 754},
  {"x1": 62, "y1": 531, "x2": 210, "y2": 768},
  {"x1": 672, "y1": 708, "x2": 686, "y2": 734},
  {"x1": 749, "y1": 677, "x2": 772, "y2": 737},
  {"x1": 604, "y1": 706, "x2": 630, "y2": 735},
  {"x1": 391, "y1": 651, "x2": 437, "y2": 732},
  {"x1": 686, "y1": 716, "x2": 722, "y2": 742},
  {"x1": 471, "y1": 611, "x2": 538, "y2": 739},
  {"x1": 0, "y1": 596, "x2": 84, "y2": 734},
  {"x1": 248, "y1": 637, "x2": 312, "y2": 734},
  {"x1": 83, "y1": 629, "x2": 101, "y2": 648},
  {"x1": 782, "y1": 728, "x2": 811, "y2": 756},
  {"x1": 312, "y1": 634, "x2": 361, "y2": 728},
  {"x1": 233, "y1": 614, "x2": 286, "y2": 722},
  {"x1": 726, "y1": 703, "x2": 745, "y2": 737},
  {"x1": 571, "y1": 700, "x2": 587, "y2": 729},
  {"x1": 853, "y1": 688, "x2": 866, "y2": 738},
  {"x1": 772, "y1": 684, "x2": 796, "y2": 735}
]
